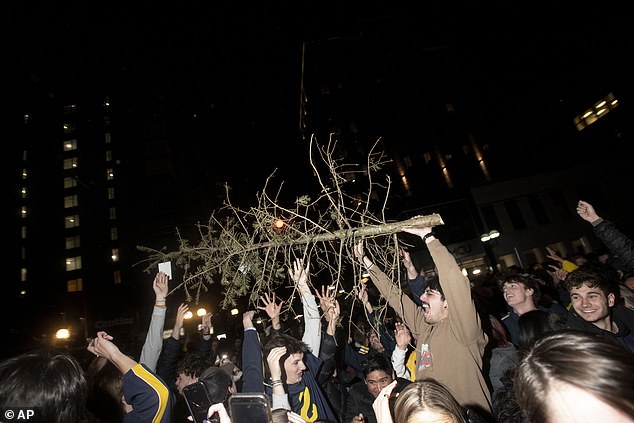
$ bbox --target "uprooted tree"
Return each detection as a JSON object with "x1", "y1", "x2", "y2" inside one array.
[{"x1": 136, "y1": 136, "x2": 443, "y2": 333}]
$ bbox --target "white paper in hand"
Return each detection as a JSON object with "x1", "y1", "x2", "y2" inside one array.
[{"x1": 158, "y1": 261, "x2": 173, "y2": 280}]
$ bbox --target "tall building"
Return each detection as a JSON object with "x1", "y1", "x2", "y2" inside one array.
[{"x1": 3, "y1": 89, "x2": 191, "y2": 359}]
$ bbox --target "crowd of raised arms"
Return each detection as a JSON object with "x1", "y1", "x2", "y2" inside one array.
[{"x1": 2, "y1": 199, "x2": 634, "y2": 423}]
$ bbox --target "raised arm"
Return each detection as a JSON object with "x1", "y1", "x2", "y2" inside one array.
[
  {"x1": 89, "y1": 331, "x2": 172, "y2": 422},
  {"x1": 241, "y1": 310, "x2": 265, "y2": 393},
  {"x1": 578, "y1": 200, "x2": 634, "y2": 271},
  {"x1": 391, "y1": 322, "x2": 411, "y2": 379},
  {"x1": 402, "y1": 226, "x2": 483, "y2": 344},
  {"x1": 353, "y1": 240, "x2": 426, "y2": 340},
  {"x1": 289, "y1": 258, "x2": 321, "y2": 356},
  {"x1": 140, "y1": 271, "x2": 169, "y2": 371},
  {"x1": 401, "y1": 249, "x2": 426, "y2": 306},
  {"x1": 155, "y1": 303, "x2": 188, "y2": 390}
]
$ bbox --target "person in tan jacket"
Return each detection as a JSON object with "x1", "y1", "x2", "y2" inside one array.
[{"x1": 353, "y1": 225, "x2": 492, "y2": 417}]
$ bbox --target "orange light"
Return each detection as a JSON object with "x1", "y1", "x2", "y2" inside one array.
[{"x1": 274, "y1": 219, "x2": 285, "y2": 229}]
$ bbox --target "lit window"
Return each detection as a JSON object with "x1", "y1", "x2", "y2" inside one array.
[
  {"x1": 22, "y1": 150, "x2": 28, "y2": 161},
  {"x1": 21, "y1": 187, "x2": 27, "y2": 198},
  {"x1": 67, "y1": 278, "x2": 83, "y2": 292},
  {"x1": 65, "y1": 235, "x2": 81, "y2": 249},
  {"x1": 23, "y1": 114, "x2": 31, "y2": 124},
  {"x1": 21, "y1": 226, "x2": 26, "y2": 239},
  {"x1": 65, "y1": 215, "x2": 80, "y2": 228},
  {"x1": 106, "y1": 168, "x2": 114, "y2": 180},
  {"x1": 22, "y1": 169, "x2": 28, "y2": 179},
  {"x1": 65, "y1": 256, "x2": 82, "y2": 271},
  {"x1": 107, "y1": 187, "x2": 115, "y2": 199},
  {"x1": 111, "y1": 248, "x2": 119, "y2": 262},
  {"x1": 106, "y1": 150, "x2": 112, "y2": 161},
  {"x1": 113, "y1": 270, "x2": 121, "y2": 284},
  {"x1": 20, "y1": 206, "x2": 27, "y2": 218},
  {"x1": 110, "y1": 227, "x2": 118, "y2": 240},
  {"x1": 104, "y1": 98, "x2": 110, "y2": 107},
  {"x1": 21, "y1": 268, "x2": 27, "y2": 282},
  {"x1": 64, "y1": 177, "x2": 77, "y2": 188},
  {"x1": 64, "y1": 195, "x2": 79, "y2": 208},
  {"x1": 109, "y1": 207, "x2": 116, "y2": 220},
  {"x1": 105, "y1": 133, "x2": 112, "y2": 143},
  {"x1": 63, "y1": 139, "x2": 77, "y2": 151},
  {"x1": 63, "y1": 122, "x2": 75, "y2": 134},
  {"x1": 63, "y1": 104, "x2": 77, "y2": 114},
  {"x1": 63, "y1": 157, "x2": 78, "y2": 170}
]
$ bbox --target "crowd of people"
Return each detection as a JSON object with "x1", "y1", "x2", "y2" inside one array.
[{"x1": 1, "y1": 199, "x2": 634, "y2": 423}]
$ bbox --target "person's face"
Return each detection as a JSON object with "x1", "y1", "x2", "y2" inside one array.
[
  {"x1": 569, "y1": 284, "x2": 614, "y2": 324},
  {"x1": 369, "y1": 331, "x2": 384, "y2": 351},
  {"x1": 546, "y1": 381, "x2": 632, "y2": 423},
  {"x1": 175, "y1": 372, "x2": 197, "y2": 394},
  {"x1": 365, "y1": 369, "x2": 394, "y2": 398},
  {"x1": 283, "y1": 353, "x2": 306, "y2": 384},
  {"x1": 503, "y1": 282, "x2": 534, "y2": 308},
  {"x1": 419, "y1": 287, "x2": 448, "y2": 325}
]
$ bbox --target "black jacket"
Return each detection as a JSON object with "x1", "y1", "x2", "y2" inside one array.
[{"x1": 343, "y1": 377, "x2": 411, "y2": 423}]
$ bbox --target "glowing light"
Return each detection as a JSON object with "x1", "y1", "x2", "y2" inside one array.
[
  {"x1": 56, "y1": 328, "x2": 70, "y2": 339},
  {"x1": 184, "y1": 311, "x2": 193, "y2": 319},
  {"x1": 230, "y1": 308, "x2": 239, "y2": 316},
  {"x1": 197, "y1": 308, "x2": 207, "y2": 317},
  {"x1": 274, "y1": 219, "x2": 285, "y2": 229}
]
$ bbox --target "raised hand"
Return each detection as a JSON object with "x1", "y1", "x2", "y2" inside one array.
[
  {"x1": 172, "y1": 303, "x2": 189, "y2": 340},
  {"x1": 242, "y1": 310, "x2": 256, "y2": 330},
  {"x1": 315, "y1": 285, "x2": 336, "y2": 321},
  {"x1": 201, "y1": 312, "x2": 213, "y2": 335},
  {"x1": 153, "y1": 271, "x2": 169, "y2": 303},
  {"x1": 258, "y1": 292, "x2": 283, "y2": 320},
  {"x1": 289, "y1": 258, "x2": 310, "y2": 295},
  {"x1": 548, "y1": 264, "x2": 569, "y2": 284},
  {"x1": 577, "y1": 200, "x2": 601, "y2": 223},
  {"x1": 327, "y1": 298, "x2": 340, "y2": 323},
  {"x1": 545, "y1": 246, "x2": 564, "y2": 263},
  {"x1": 356, "y1": 283, "x2": 369, "y2": 305},
  {"x1": 87, "y1": 331, "x2": 117, "y2": 360},
  {"x1": 394, "y1": 322, "x2": 411, "y2": 350}
]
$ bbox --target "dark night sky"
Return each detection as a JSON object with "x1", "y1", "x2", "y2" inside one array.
[{"x1": 6, "y1": 1, "x2": 633, "y2": 187}]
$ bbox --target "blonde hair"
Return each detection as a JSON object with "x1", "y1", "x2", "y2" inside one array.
[{"x1": 394, "y1": 378, "x2": 468, "y2": 423}]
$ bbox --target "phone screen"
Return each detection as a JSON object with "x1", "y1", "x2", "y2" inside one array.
[
  {"x1": 228, "y1": 393, "x2": 271, "y2": 423},
  {"x1": 183, "y1": 382, "x2": 213, "y2": 423}
]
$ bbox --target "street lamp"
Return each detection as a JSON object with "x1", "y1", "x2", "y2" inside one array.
[
  {"x1": 55, "y1": 328, "x2": 70, "y2": 340},
  {"x1": 480, "y1": 229, "x2": 501, "y2": 270},
  {"x1": 480, "y1": 229, "x2": 500, "y2": 242}
]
